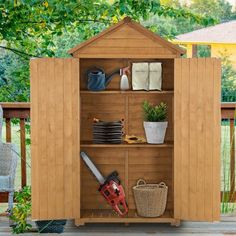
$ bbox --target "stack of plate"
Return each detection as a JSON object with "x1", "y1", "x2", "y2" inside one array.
[{"x1": 93, "y1": 120, "x2": 123, "y2": 144}]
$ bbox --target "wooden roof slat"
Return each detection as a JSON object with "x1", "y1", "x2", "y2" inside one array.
[{"x1": 68, "y1": 17, "x2": 185, "y2": 55}]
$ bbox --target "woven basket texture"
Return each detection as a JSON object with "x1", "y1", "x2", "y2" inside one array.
[{"x1": 133, "y1": 179, "x2": 168, "y2": 217}]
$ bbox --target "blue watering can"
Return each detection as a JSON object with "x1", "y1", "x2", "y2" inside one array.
[{"x1": 87, "y1": 67, "x2": 120, "y2": 91}]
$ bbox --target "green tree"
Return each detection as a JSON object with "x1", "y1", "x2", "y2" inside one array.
[
  {"x1": 191, "y1": 0, "x2": 233, "y2": 21},
  {"x1": 220, "y1": 51, "x2": 236, "y2": 102},
  {"x1": 0, "y1": 0, "x2": 216, "y2": 102}
]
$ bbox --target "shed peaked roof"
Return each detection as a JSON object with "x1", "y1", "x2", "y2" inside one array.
[
  {"x1": 176, "y1": 20, "x2": 236, "y2": 44},
  {"x1": 68, "y1": 17, "x2": 185, "y2": 55}
]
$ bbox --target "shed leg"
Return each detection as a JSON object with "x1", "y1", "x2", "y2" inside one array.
[
  {"x1": 171, "y1": 219, "x2": 180, "y2": 227},
  {"x1": 75, "y1": 219, "x2": 85, "y2": 227}
]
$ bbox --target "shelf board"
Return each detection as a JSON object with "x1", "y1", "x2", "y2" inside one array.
[
  {"x1": 79, "y1": 209, "x2": 176, "y2": 224},
  {"x1": 80, "y1": 90, "x2": 173, "y2": 94},
  {"x1": 81, "y1": 141, "x2": 173, "y2": 148}
]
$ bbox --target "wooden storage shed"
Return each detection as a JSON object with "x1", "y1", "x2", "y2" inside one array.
[{"x1": 30, "y1": 17, "x2": 221, "y2": 226}]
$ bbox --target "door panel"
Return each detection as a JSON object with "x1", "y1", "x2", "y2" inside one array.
[
  {"x1": 174, "y1": 58, "x2": 221, "y2": 221},
  {"x1": 30, "y1": 58, "x2": 80, "y2": 220}
]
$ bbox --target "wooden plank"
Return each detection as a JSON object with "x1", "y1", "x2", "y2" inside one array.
[
  {"x1": 188, "y1": 58, "x2": 198, "y2": 220},
  {"x1": 2, "y1": 109, "x2": 30, "y2": 119},
  {"x1": 76, "y1": 53, "x2": 178, "y2": 59},
  {"x1": 80, "y1": 142, "x2": 173, "y2": 148},
  {"x1": 230, "y1": 119, "x2": 235, "y2": 196},
  {"x1": 30, "y1": 59, "x2": 39, "y2": 219},
  {"x1": 71, "y1": 59, "x2": 80, "y2": 219},
  {"x1": 20, "y1": 119, "x2": 26, "y2": 187},
  {"x1": 212, "y1": 59, "x2": 221, "y2": 220},
  {"x1": 196, "y1": 59, "x2": 206, "y2": 220},
  {"x1": 38, "y1": 58, "x2": 48, "y2": 219},
  {"x1": 5, "y1": 118, "x2": 11, "y2": 142},
  {"x1": 174, "y1": 58, "x2": 182, "y2": 219},
  {"x1": 79, "y1": 47, "x2": 173, "y2": 55},
  {"x1": 80, "y1": 90, "x2": 174, "y2": 94},
  {"x1": 90, "y1": 38, "x2": 164, "y2": 48},
  {"x1": 181, "y1": 59, "x2": 190, "y2": 219},
  {"x1": 46, "y1": 59, "x2": 56, "y2": 219},
  {"x1": 0, "y1": 102, "x2": 30, "y2": 108},
  {"x1": 63, "y1": 59, "x2": 73, "y2": 218},
  {"x1": 0, "y1": 192, "x2": 8, "y2": 203},
  {"x1": 204, "y1": 58, "x2": 214, "y2": 220},
  {"x1": 54, "y1": 59, "x2": 65, "y2": 219}
]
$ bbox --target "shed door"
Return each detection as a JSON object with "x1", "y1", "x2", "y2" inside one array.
[
  {"x1": 174, "y1": 58, "x2": 221, "y2": 221},
  {"x1": 30, "y1": 58, "x2": 80, "y2": 220}
]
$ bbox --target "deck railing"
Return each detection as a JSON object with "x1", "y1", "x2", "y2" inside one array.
[
  {"x1": 0, "y1": 102, "x2": 235, "y2": 203},
  {"x1": 0, "y1": 102, "x2": 30, "y2": 203}
]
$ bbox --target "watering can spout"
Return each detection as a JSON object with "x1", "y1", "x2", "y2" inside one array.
[{"x1": 105, "y1": 69, "x2": 120, "y2": 86}]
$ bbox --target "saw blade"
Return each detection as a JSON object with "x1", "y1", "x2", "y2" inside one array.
[{"x1": 80, "y1": 151, "x2": 105, "y2": 184}]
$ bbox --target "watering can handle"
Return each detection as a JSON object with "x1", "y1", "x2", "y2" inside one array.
[{"x1": 86, "y1": 67, "x2": 105, "y2": 76}]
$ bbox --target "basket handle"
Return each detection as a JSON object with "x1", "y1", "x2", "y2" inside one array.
[
  {"x1": 159, "y1": 182, "x2": 167, "y2": 188},
  {"x1": 136, "y1": 179, "x2": 146, "y2": 186}
]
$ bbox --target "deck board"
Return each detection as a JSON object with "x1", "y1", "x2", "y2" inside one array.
[{"x1": 1, "y1": 216, "x2": 236, "y2": 235}]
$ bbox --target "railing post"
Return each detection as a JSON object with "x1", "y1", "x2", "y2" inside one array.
[
  {"x1": 20, "y1": 118, "x2": 27, "y2": 187},
  {"x1": 230, "y1": 119, "x2": 235, "y2": 198},
  {"x1": 5, "y1": 118, "x2": 11, "y2": 142}
]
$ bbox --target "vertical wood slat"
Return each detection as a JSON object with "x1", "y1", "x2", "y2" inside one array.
[
  {"x1": 5, "y1": 118, "x2": 11, "y2": 142},
  {"x1": 47, "y1": 59, "x2": 56, "y2": 219},
  {"x1": 230, "y1": 119, "x2": 235, "y2": 197},
  {"x1": 64, "y1": 59, "x2": 73, "y2": 218},
  {"x1": 212, "y1": 58, "x2": 221, "y2": 220},
  {"x1": 174, "y1": 58, "x2": 181, "y2": 219},
  {"x1": 189, "y1": 58, "x2": 198, "y2": 219},
  {"x1": 20, "y1": 119, "x2": 27, "y2": 187},
  {"x1": 30, "y1": 59, "x2": 39, "y2": 219},
  {"x1": 196, "y1": 59, "x2": 205, "y2": 219},
  {"x1": 38, "y1": 58, "x2": 48, "y2": 219},
  {"x1": 204, "y1": 58, "x2": 214, "y2": 220},
  {"x1": 31, "y1": 58, "x2": 80, "y2": 220},
  {"x1": 180, "y1": 59, "x2": 190, "y2": 219},
  {"x1": 71, "y1": 59, "x2": 80, "y2": 219},
  {"x1": 174, "y1": 58, "x2": 221, "y2": 221},
  {"x1": 55, "y1": 59, "x2": 65, "y2": 218}
]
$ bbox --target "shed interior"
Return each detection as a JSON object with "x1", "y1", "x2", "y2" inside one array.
[{"x1": 79, "y1": 58, "x2": 174, "y2": 222}]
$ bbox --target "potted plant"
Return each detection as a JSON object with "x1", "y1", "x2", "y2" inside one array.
[
  {"x1": 143, "y1": 101, "x2": 168, "y2": 144},
  {"x1": 10, "y1": 186, "x2": 66, "y2": 234},
  {"x1": 10, "y1": 186, "x2": 32, "y2": 234}
]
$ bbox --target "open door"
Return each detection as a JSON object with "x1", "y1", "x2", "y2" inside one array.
[
  {"x1": 30, "y1": 58, "x2": 80, "y2": 220},
  {"x1": 174, "y1": 58, "x2": 221, "y2": 221}
]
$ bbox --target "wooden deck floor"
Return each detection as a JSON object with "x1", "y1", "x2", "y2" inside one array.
[{"x1": 1, "y1": 216, "x2": 236, "y2": 235}]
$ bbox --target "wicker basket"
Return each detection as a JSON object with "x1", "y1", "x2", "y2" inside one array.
[{"x1": 133, "y1": 179, "x2": 168, "y2": 217}]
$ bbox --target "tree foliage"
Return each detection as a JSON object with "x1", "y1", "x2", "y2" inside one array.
[{"x1": 0, "y1": 0, "x2": 218, "y2": 102}]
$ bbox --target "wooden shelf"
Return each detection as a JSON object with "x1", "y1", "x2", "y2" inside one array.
[
  {"x1": 80, "y1": 90, "x2": 174, "y2": 94},
  {"x1": 81, "y1": 141, "x2": 173, "y2": 148},
  {"x1": 79, "y1": 209, "x2": 176, "y2": 223}
]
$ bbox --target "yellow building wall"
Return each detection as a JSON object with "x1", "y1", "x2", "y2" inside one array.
[
  {"x1": 178, "y1": 42, "x2": 236, "y2": 68},
  {"x1": 211, "y1": 44, "x2": 236, "y2": 68}
]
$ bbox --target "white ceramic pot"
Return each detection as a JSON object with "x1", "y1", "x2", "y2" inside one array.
[{"x1": 143, "y1": 121, "x2": 168, "y2": 144}]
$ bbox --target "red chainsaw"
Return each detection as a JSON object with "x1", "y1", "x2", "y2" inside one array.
[{"x1": 80, "y1": 152, "x2": 128, "y2": 216}]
